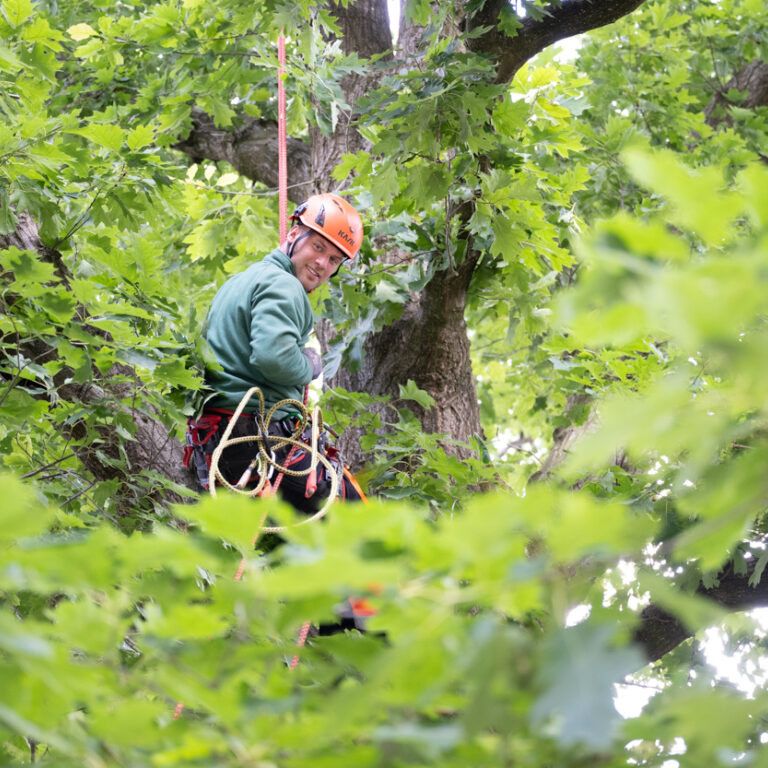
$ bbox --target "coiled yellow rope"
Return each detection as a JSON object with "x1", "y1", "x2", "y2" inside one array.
[{"x1": 208, "y1": 387, "x2": 339, "y2": 532}]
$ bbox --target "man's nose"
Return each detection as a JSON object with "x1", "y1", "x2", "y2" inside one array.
[{"x1": 315, "y1": 252, "x2": 330, "y2": 269}]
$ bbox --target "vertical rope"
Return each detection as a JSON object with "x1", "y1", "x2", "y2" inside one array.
[
  {"x1": 277, "y1": 33, "x2": 288, "y2": 243},
  {"x1": 175, "y1": 45, "x2": 307, "y2": 717},
  {"x1": 289, "y1": 621, "x2": 312, "y2": 670}
]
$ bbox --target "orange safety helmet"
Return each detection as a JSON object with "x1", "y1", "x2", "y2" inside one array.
[{"x1": 290, "y1": 193, "x2": 364, "y2": 260}]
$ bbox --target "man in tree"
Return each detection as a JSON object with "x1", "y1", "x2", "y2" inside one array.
[{"x1": 185, "y1": 193, "x2": 366, "y2": 510}]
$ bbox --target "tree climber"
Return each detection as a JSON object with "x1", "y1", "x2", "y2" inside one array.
[{"x1": 184, "y1": 193, "x2": 366, "y2": 512}]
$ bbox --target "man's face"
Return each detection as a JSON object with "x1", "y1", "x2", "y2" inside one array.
[{"x1": 288, "y1": 226, "x2": 347, "y2": 292}]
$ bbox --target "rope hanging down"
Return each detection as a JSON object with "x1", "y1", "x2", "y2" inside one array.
[
  {"x1": 277, "y1": 33, "x2": 288, "y2": 243},
  {"x1": 175, "y1": 40, "x2": 316, "y2": 722},
  {"x1": 207, "y1": 386, "x2": 340, "y2": 532}
]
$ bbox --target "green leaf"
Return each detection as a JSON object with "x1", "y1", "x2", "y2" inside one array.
[
  {"x1": 398, "y1": 380, "x2": 435, "y2": 410},
  {"x1": 638, "y1": 572, "x2": 727, "y2": 637},
  {"x1": 0, "y1": 472, "x2": 54, "y2": 543},
  {"x1": 622, "y1": 146, "x2": 744, "y2": 245},
  {"x1": 41, "y1": 289, "x2": 77, "y2": 322},
  {"x1": 71, "y1": 123, "x2": 125, "y2": 152},
  {"x1": 626, "y1": 687, "x2": 761, "y2": 763},
  {"x1": 374, "y1": 279, "x2": 407, "y2": 305},
  {"x1": 126, "y1": 124, "x2": 155, "y2": 150},
  {"x1": 143, "y1": 602, "x2": 231, "y2": 640},
  {"x1": 0, "y1": 194, "x2": 18, "y2": 234},
  {"x1": 67, "y1": 22, "x2": 97, "y2": 40},
  {"x1": 116, "y1": 348, "x2": 158, "y2": 372},
  {"x1": 532, "y1": 623, "x2": 644, "y2": 748},
  {"x1": 739, "y1": 163, "x2": 768, "y2": 229},
  {"x1": 179, "y1": 492, "x2": 287, "y2": 553},
  {"x1": 526, "y1": 487, "x2": 655, "y2": 562},
  {"x1": 0, "y1": 44, "x2": 22, "y2": 72},
  {"x1": 2, "y1": 0, "x2": 34, "y2": 27},
  {"x1": 87, "y1": 699, "x2": 167, "y2": 748},
  {"x1": 369, "y1": 161, "x2": 399, "y2": 207}
]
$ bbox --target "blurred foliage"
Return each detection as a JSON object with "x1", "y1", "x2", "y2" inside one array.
[
  {"x1": 1, "y1": 466, "x2": 762, "y2": 766},
  {"x1": 2, "y1": 0, "x2": 768, "y2": 765}
]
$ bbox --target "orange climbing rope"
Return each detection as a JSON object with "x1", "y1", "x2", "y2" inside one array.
[
  {"x1": 277, "y1": 33, "x2": 288, "y2": 242},
  {"x1": 174, "y1": 36, "x2": 295, "y2": 721}
]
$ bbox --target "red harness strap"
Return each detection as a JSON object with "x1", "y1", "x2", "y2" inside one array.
[{"x1": 182, "y1": 413, "x2": 223, "y2": 468}]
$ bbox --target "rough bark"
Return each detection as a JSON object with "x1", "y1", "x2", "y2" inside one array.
[
  {"x1": 0, "y1": 210, "x2": 70, "y2": 281},
  {"x1": 308, "y1": 0, "x2": 393, "y2": 193},
  {"x1": 704, "y1": 59, "x2": 768, "y2": 129},
  {"x1": 53, "y1": 377, "x2": 193, "y2": 508},
  {"x1": 466, "y1": 0, "x2": 647, "y2": 83},
  {"x1": 325, "y1": 252, "x2": 484, "y2": 466}
]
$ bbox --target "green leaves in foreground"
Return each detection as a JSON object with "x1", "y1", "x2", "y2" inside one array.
[
  {"x1": 2, "y1": 463, "x2": 764, "y2": 767},
  {"x1": 555, "y1": 152, "x2": 768, "y2": 573}
]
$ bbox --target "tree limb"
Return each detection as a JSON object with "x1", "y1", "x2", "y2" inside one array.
[
  {"x1": 467, "y1": 0, "x2": 647, "y2": 83},
  {"x1": 172, "y1": 109, "x2": 312, "y2": 203},
  {"x1": 636, "y1": 559, "x2": 768, "y2": 662}
]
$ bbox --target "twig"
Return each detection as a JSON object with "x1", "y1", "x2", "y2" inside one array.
[
  {"x1": 355, "y1": 253, "x2": 419, "y2": 277},
  {"x1": 0, "y1": 128, "x2": 62, "y2": 165},
  {"x1": 185, "y1": 175, "x2": 320, "y2": 197},
  {"x1": 21, "y1": 454, "x2": 76, "y2": 479},
  {"x1": 61, "y1": 479, "x2": 97, "y2": 506},
  {"x1": 0, "y1": 366, "x2": 26, "y2": 408},
  {"x1": 707, "y1": 38, "x2": 728, "y2": 92},
  {"x1": 53, "y1": 170, "x2": 127, "y2": 249}
]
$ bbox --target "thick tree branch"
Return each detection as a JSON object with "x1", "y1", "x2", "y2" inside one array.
[
  {"x1": 636, "y1": 559, "x2": 768, "y2": 662},
  {"x1": 173, "y1": 109, "x2": 312, "y2": 202},
  {"x1": 467, "y1": 0, "x2": 646, "y2": 83}
]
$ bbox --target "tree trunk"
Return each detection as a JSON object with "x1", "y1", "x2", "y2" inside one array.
[
  {"x1": 704, "y1": 59, "x2": 768, "y2": 131},
  {"x1": 323, "y1": 253, "x2": 483, "y2": 468}
]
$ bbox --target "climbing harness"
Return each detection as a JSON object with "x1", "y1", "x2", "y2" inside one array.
[{"x1": 203, "y1": 386, "x2": 341, "y2": 532}]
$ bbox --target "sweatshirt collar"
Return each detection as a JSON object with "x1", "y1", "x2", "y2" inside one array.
[{"x1": 266, "y1": 248, "x2": 297, "y2": 276}]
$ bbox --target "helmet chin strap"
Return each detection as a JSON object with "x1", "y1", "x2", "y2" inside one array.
[
  {"x1": 286, "y1": 229, "x2": 311, "y2": 260},
  {"x1": 330, "y1": 258, "x2": 349, "y2": 279}
]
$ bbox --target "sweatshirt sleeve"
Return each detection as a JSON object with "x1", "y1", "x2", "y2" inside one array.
[{"x1": 248, "y1": 279, "x2": 313, "y2": 386}]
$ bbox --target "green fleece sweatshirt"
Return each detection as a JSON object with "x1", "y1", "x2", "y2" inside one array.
[{"x1": 203, "y1": 248, "x2": 314, "y2": 417}]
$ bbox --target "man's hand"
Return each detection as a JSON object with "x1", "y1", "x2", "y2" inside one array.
[{"x1": 302, "y1": 348, "x2": 323, "y2": 380}]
